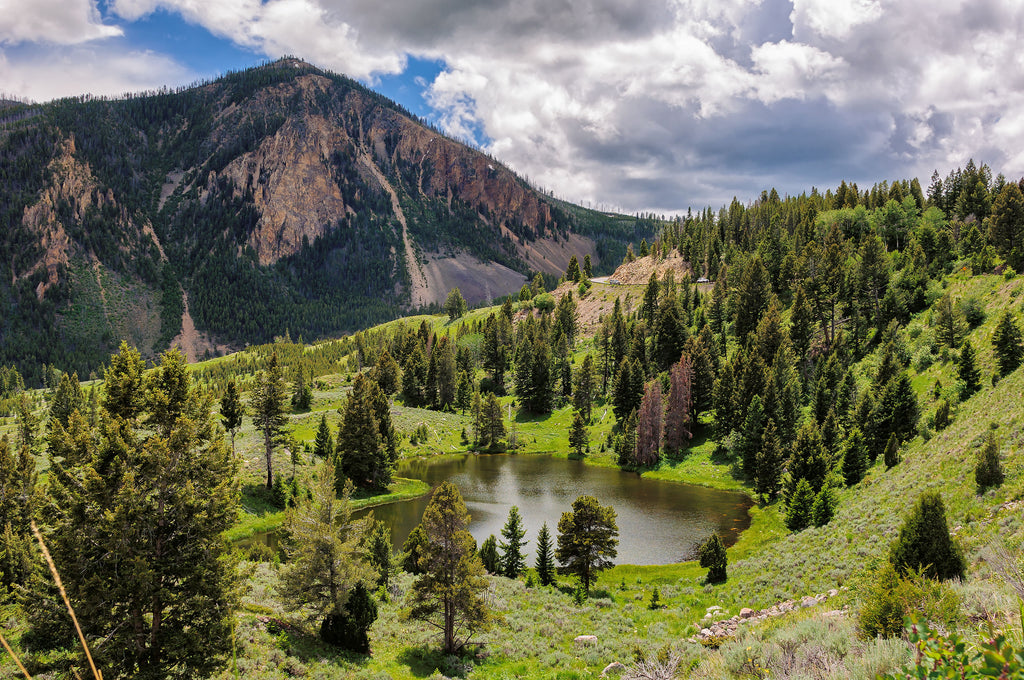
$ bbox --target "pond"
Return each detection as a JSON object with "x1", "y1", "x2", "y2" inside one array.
[{"x1": 249, "y1": 453, "x2": 752, "y2": 566}]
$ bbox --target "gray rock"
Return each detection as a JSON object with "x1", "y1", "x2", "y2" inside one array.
[
  {"x1": 601, "y1": 661, "x2": 626, "y2": 677},
  {"x1": 740, "y1": 607, "x2": 755, "y2": 619},
  {"x1": 574, "y1": 635, "x2": 598, "y2": 645}
]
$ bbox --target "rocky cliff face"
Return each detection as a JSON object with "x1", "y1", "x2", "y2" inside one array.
[{"x1": 0, "y1": 58, "x2": 644, "y2": 380}]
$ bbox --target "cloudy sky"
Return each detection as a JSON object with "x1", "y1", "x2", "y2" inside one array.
[{"x1": 2, "y1": 0, "x2": 1022, "y2": 213}]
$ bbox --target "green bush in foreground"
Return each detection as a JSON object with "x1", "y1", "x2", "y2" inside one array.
[{"x1": 880, "y1": 620, "x2": 1024, "y2": 679}]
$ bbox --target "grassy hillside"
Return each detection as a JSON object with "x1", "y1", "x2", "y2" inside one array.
[{"x1": 3, "y1": 265, "x2": 1023, "y2": 680}]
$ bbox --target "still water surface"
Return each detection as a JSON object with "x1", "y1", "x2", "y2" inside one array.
[{"x1": 360, "y1": 454, "x2": 751, "y2": 565}]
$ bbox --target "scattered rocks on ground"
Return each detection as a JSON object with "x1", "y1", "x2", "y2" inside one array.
[{"x1": 689, "y1": 588, "x2": 848, "y2": 645}]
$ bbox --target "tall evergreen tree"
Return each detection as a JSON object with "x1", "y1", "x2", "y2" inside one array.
[
  {"x1": 367, "y1": 520, "x2": 396, "y2": 592},
  {"x1": 568, "y1": 409, "x2": 589, "y2": 458},
  {"x1": 933, "y1": 292, "x2": 965, "y2": 349},
  {"x1": 755, "y1": 419, "x2": 783, "y2": 503},
  {"x1": 479, "y1": 535, "x2": 500, "y2": 574},
  {"x1": 737, "y1": 395, "x2": 765, "y2": 481},
  {"x1": 48, "y1": 371, "x2": 84, "y2": 429},
  {"x1": 499, "y1": 505, "x2": 528, "y2": 578},
  {"x1": 0, "y1": 434, "x2": 35, "y2": 592},
  {"x1": 219, "y1": 379, "x2": 244, "y2": 457},
  {"x1": 841, "y1": 427, "x2": 868, "y2": 486},
  {"x1": 336, "y1": 374, "x2": 397, "y2": 490},
  {"x1": 35, "y1": 347, "x2": 239, "y2": 678},
  {"x1": 889, "y1": 491, "x2": 965, "y2": 581},
  {"x1": 534, "y1": 522, "x2": 555, "y2": 586},
  {"x1": 313, "y1": 413, "x2": 334, "y2": 458},
  {"x1": 697, "y1": 533, "x2": 727, "y2": 584},
  {"x1": 251, "y1": 352, "x2": 289, "y2": 489},
  {"x1": 573, "y1": 354, "x2": 595, "y2": 423},
  {"x1": 445, "y1": 287, "x2": 468, "y2": 321},
  {"x1": 992, "y1": 310, "x2": 1024, "y2": 377},
  {"x1": 957, "y1": 341, "x2": 981, "y2": 397},
  {"x1": 278, "y1": 462, "x2": 375, "y2": 647},
  {"x1": 401, "y1": 525, "x2": 429, "y2": 575},
  {"x1": 785, "y1": 478, "x2": 816, "y2": 532},
  {"x1": 372, "y1": 349, "x2": 401, "y2": 395},
  {"x1": 408, "y1": 482, "x2": 493, "y2": 654},
  {"x1": 883, "y1": 432, "x2": 900, "y2": 469},
  {"x1": 734, "y1": 256, "x2": 772, "y2": 339},
  {"x1": 975, "y1": 428, "x2": 1004, "y2": 491},
  {"x1": 483, "y1": 392, "x2": 506, "y2": 450},
  {"x1": 989, "y1": 181, "x2": 1024, "y2": 268},
  {"x1": 555, "y1": 495, "x2": 619, "y2": 594}
]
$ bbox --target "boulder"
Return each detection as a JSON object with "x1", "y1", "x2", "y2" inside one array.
[
  {"x1": 574, "y1": 635, "x2": 598, "y2": 646},
  {"x1": 739, "y1": 607, "x2": 755, "y2": 619},
  {"x1": 601, "y1": 661, "x2": 626, "y2": 677}
]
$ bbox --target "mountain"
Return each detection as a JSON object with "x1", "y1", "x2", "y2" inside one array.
[{"x1": 0, "y1": 58, "x2": 654, "y2": 384}]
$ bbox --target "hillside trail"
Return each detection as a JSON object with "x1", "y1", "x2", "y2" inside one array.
[{"x1": 359, "y1": 152, "x2": 429, "y2": 308}]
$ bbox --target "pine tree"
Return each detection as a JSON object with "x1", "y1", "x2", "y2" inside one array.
[
  {"x1": 989, "y1": 181, "x2": 1024, "y2": 269},
  {"x1": 841, "y1": 427, "x2": 868, "y2": 486},
  {"x1": 755, "y1": 419, "x2": 783, "y2": 503},
  {"x1": 471, "y1": 390, "x2": 485, "y2": 447},
  {"x1": 697, "y1": 533, "x2": 727, "y2": 584},
  {"x1": 445, "y1": 287, "x2": 468, "y2": 321},
  {"x1": 251, "y1": 352, "x2": 288, "y2": 488},
  {"x1": 499, "y1": 505, "x2": 528, "y2": 578},
  {"x1": 889, "y1": 491, "x2": 965, "y2": 581},
  {"x1": 291, "y1": 366, "x2": 313, "y2": 410},
  {"x1": 34, "y1": 347, "x2": 239, "y2": 678},
  {"x1": 565, "y1": 255, "x2": 581, "y2": 283},
  {"x1": 372, "y1": 349, "x2": 401, "y2": 395},
  {"x1": 568, "y1": 409, "x2": 589, "y2": 458},
  {"x1": 734, "y1": 256, "x2": 771, "y2": 339},
  {"x1": 572, "y1": 354, "x2": 595, "y2": 423},
  {"x1": 583, "y1": 255, "x2": 593, "y2": 279},
  {"x1": 612, "y1": 357, "x2": 640, "y2": 423},
  {"x1": 401, "y1": 344, "x2": 427, "y2": 406},
  {"x1": 555, "y1": 495, "x2": 619, "y2": 594},
  {"x1": 408, "y1": 482, "x2": 493, "y2": 654},
  {"x1": 0, "y1": 435, "x2": 35, "y2": 591},
  {"x1": 401, "y1": 525, "x2": 429, "y2": 575},
  {"x1": 48, "y1": 370, "x2": 84, "y2": 429},
  {"x1": 785, "y1": 478, "x2": 815, "y2": 531},
  {"x1": 336, "y1": 374, "x2": 397, "y2": 490},
  {"x1": 811, "y1": 487, "x2": 838, "y2": 527},
  {"x1": 883, "y1": 432, "x2": 900, "y2": 469},
  {"x1": 975, "y1": 428, "x2": 1004, "y2": 491},
  {"x1": 219, "y1": 379, "x2": 244, "y2": 457},
  {"x1": 479, "y1": 535, "x2": 500, "y2": 574},
  {"x1": 957, "y1": 341, "x2": 981, "y2": 397},
  {"x1": 367, "y1": 520, "x2": 396, "y2": 592},
  {"x1": 278, "y1": 461, "x2": 374, "y2": 647},
  {"x1": 455, "y1": 370, "x2": 472, "y2": 414},
  {"x1": 615, "y1": 409, "x2": 638, "y2": 468},
  {"x1": 534, "y1": 522, "x2": 555, "y2": 586},
  {"x1": 313, "y1": 413, "x2": 334, "y2": 458},
  {"x1": 992, "y1": 310, "x2": 1024, "y2": 377},
  {"x1": 737, "y1": 395, "x2": 765, "y2": 481},
  {"x1": 483, "y1": 392, "x2": 506, "y2": 450},
  {"x1": 933, "y1": 292, "x2": 965, "y2": 349}
]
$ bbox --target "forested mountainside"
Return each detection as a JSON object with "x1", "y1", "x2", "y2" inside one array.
[{"x1": 0, "y1": 58, "x2": 654, "y2": 385}]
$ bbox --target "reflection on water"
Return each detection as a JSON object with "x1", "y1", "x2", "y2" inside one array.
[
  {"x1": 243, "y1": 454, "x2": 751, "y2": 566},
  {"x1": 363, "y1": 454, "x2": 750, "y2": 565}
]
